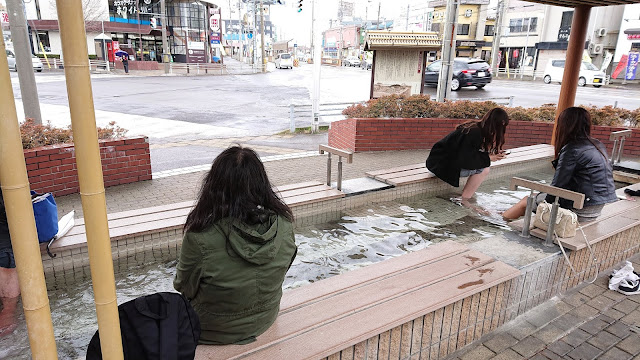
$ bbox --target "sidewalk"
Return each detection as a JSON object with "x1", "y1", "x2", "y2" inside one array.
[
  {"x1": 52, "y1": 146, "x2": 640, "y2": 360},
  {"x1": 446, "y1": 255, "x2": 640, "y2": 360}
]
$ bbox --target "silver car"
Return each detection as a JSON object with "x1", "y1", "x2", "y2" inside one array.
[{"x1": 6, "y1": 49, "x2": 44, "y2": 72}]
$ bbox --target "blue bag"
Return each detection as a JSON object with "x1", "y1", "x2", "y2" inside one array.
[{"x1": 31, "y1": 191, "x2": 58, "y2": 243}]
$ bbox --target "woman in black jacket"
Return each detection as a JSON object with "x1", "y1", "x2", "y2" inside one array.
[
  {"x1": 426, "y1": 107, "x2": 509, "y2": 199},
  {"x1": 503, "y1": 107, "x2": 617, "y2": 222}
]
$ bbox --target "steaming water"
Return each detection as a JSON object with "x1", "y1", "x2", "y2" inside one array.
[{"x1": 0, "y1": 170, "x2": 555, "y2": 359}]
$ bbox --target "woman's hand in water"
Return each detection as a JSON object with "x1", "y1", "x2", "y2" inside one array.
[{"x1": 489, "y1": 153, "x2": 506, "y2": 162}]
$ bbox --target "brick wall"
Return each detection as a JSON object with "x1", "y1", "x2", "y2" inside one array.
[
  {"x1": 24, "y1": 136, "x2": 152, "y2": 196},
  {"x1": 328, "y1": 118, "x2": 640, "y2": 156}
]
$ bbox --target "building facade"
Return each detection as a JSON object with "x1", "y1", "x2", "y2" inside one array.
[
  {"x1": 430, "y1": 0, "x2": 495, "y2": 61},
  {"x1": 8, "y1": 0, "x2": 225, "y2": 63}
]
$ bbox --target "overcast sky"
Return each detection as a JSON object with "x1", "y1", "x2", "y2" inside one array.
[{"x1": 269, "y1": 0, "x2": 409, "y2": 47}]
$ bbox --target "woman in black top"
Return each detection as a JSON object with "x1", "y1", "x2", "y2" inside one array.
[
  {"x1": 503, "y1": 107, "x2": 617, "y2": 222},
  {"x1": 426, "y1": 107, "x2": 510, "y2": 199}
]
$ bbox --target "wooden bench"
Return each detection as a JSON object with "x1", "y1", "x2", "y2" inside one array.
[
  {"x1": 44, "y1": 179, "x2": 347, "y2": 256},
  {"x1": 509, "y1": 182, "x2": 640, "y2": 251},
  {"x1": 195, "y1": 241, "x2": 520, "y2": 360},
  {"x1": 365, "y1": 144, "x2": 555, "y2": 186}
]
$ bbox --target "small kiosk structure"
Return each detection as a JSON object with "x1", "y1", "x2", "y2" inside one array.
[{"x1": 364, "y1": 31, "x2": 441, "y2": 99}]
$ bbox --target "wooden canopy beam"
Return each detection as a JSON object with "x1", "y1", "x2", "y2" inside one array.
[{"x1": 552, "y1": 5, "x2": 592, "y2": 150}]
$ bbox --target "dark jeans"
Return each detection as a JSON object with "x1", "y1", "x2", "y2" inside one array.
[{"x1": 123, "y1": 61, "x2": 129, "y2": 73}]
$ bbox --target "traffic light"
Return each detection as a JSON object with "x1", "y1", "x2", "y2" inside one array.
[{"x1": 297, "y1": 0, "x2": 303, "y2": 12}]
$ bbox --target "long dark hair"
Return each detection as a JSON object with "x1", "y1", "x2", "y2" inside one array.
[
  {"x1": 184, "y1": 146, "x2": 293, "y2": 233},
  {"x1": 553, "y1": 107, "x2": 606, "y2": 159},
  {"x1": 458, "y1": 107, "x2": 509, "y2": 153}
]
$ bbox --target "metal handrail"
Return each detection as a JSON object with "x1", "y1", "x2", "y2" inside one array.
[
  {"x1": 510, "y1": 177, "x2": 585, "y2": 246},
  {"x1": 319, "y1": 145, "x2": 353, "y2": 191},
  {"x1": 610, "y1": 130, "x2": 632, "y2": 165}
]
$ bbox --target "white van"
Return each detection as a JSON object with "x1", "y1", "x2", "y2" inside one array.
[
  {"x1": 275, "y1": 53, "x2": 293, "y2": 69},
  {"x1": 543, "y1": 59, "x2": 606, "y2": 88}
]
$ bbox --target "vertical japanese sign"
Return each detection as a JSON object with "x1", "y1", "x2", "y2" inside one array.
[
  {"x1": 1, "y1": 12, "x2": 9, "y2": 23},
  {"x1": 626, "y1": 52, "x2": 639, "y2": 81}
]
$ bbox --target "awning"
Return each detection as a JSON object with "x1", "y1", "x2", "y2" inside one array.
[{"x1": 364, "y1": 31, "x2": 441, "y2": 50}]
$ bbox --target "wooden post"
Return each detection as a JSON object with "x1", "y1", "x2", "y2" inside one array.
[{"x1": 551, "y1": 5, "x2": 591, "y2": 147}]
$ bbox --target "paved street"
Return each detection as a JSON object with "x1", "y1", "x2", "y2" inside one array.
[{"x1": 9, "y1": 61, "x2": 640, "y2": 173}]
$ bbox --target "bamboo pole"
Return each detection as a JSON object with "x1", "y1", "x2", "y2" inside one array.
[
  {"x1": 0, "y1": 26, "x2": 58, "y2": 360},
  {"x1": 552, "y1": 5, "x2": 591, "y2": 148},
  {"x1": 54, "y1": 1, "x2": 123, "y2": 358}
]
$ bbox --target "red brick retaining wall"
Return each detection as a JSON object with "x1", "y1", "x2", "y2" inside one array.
[
  {"x1": 24, "y1": 136, "x2": 152, "y2": 196},
  {"x1": 328, "y1": 118, "x2": 640, "y2": 155}
]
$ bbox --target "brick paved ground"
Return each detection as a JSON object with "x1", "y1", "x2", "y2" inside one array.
[{"x1": 447, "y1": 255, "x2": 640, "y2": 360}]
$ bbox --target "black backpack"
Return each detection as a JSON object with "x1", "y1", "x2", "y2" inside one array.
[{"x1": 86, "y1": 292, "x2": 201, "y2": 360}]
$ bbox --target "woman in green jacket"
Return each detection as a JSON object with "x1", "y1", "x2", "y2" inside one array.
[{"x1": 174, "y1": 146, "x2": 297, "y2": 345}]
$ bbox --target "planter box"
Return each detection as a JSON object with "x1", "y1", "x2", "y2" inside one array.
[
  {"x1": 329, "y1": 118, "x2": 640, "y2": 155},
  {"x1": 24, "y1": 136, "x2": 152, "y2": 196}
]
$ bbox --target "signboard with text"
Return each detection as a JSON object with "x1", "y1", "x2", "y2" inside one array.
[
  {"x1": 626, "y1": 52, "x2": 639, "y2": 81},
  {"x1": 1, "y1": 11, "x2": 8, "y2": 23}
]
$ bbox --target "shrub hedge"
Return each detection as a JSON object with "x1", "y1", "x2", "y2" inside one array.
[
  {"x1": 20, "y1": 119, "x2": 129, "y2": 149},
  {"x1": 342, "y1": 95, "x2": 640, "y2": 128}
]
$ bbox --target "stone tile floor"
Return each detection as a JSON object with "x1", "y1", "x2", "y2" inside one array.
[{"x1": 447, "y1": 255, "x2": 640, "y2": 360}]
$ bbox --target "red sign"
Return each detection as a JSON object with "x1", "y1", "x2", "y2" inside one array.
[
  {"x1": 612, "y1": 54, "x2": 628, "y2": 79},
  {"x1": 1, "y1": 12, "x2": 9, "y2": 23},
  {"x1": 513, "y1": 49, "x2": 519, "y2": 58}
]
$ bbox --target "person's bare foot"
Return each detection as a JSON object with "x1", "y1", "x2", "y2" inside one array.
[{"x1": 0, "y1": 296, "x2": 19, "y2": 337}]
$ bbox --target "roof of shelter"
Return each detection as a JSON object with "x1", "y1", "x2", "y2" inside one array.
[
  {"x1": 364, "y1": 31, "x2": 441, "y2": 51},
  {"x1": 521, "y1": 0, "x2": 640, "y2": 7}
]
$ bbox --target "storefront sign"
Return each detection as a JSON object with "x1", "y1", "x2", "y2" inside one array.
[
  {"x1": 1, "y1": 12, "x2": 9, "y2": 23},
  {"x1": 457, "y1": 41, "x2": 484, "y2": 47},
  {"x1": 113, "y1": 0, "x2": 137, "y2": 18},
  {"x1": 187, "y1": 41, "x2": 206, "y2": 63},
  {"x1": 626, "y1": 52, "x2": 639, "y2": 81},
  {"x1": 558, "y1": 27, "x2": 571, "y2": 42},
  {"x1": 418, "y1": 51, "x2": 423, "y2": 73}
]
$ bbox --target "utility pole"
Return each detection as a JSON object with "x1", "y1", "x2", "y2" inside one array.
[
  {"x1": 436, "y1": 0, "x2": 458, "y2": 102},
  {"x1": 490, "y1": 0, "x2": 505, "y2": 76},
  {"x1": 238, "y1": 0, "x2": 243, "y2": 62},
  {"x1": 338, "y1": 0, "x2": 343, "y2": 64},
  {"x1": 311, "y1": 0, "x2": 321, "y2": 133},
  {"x1": 376, "y1": 2, "x2": 381, "y2": 29},
  {"x1": 521, "y1": 18, "x2": 531, "y2": 79},
  {"x1": 311, "y1": 0, "x2": 315, "y2": 63},
  {"x1": 406, "y1": 4, "x2": 410, "y2": 31},
  {"x1": 252, "y1": 0, "x2": 257, "y2": 67},
  {"x1": 161, "y1": 0, "x2": 170, "y2": 74},
  {"x1": 6, "y1": 0, "x2": 42, "y2": 124},
  {"x1": 260, "y1": 0, "x2": 265, "y2": 72}
]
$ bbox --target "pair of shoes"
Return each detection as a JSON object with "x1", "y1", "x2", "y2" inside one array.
[
  {"x1": 617, "y1": 278, "x2": 640, "y2": 295},
  {"x1": 610, "y1": 270, "x2": 640, "y2": 295}
]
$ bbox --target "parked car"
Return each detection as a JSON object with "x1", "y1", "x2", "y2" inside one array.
[
  {"x1": 275, "y1": 53, "x2": 293, "y2": 69},
  {"x1": 361, "y1": 58, "x2": 372, "y2": 70},
  {"x1": 423, "y1": 58, "x2": 492, "y2": 91},
  {"x1": 343, "y1": 56, "x2": 361, "y2": 67},
  {"x1": 543, "y1": 59, "x2": 605, "y2": 87},
  {"x1": 5, "y1": 50, "x2": 44, "y2": 72}
]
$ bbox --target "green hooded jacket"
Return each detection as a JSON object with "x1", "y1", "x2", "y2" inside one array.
[{"x1": 174, "y1": 214, "x2": 297, "y2": 345}]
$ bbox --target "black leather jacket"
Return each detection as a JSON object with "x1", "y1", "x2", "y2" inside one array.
[{"x1": 546, "y1": 138, "x2": 617, "y2": 208}]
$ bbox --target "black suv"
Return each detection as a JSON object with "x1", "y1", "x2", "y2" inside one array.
[{"x1": 423, "y1": 58, "x2": 492, "y2": 91}]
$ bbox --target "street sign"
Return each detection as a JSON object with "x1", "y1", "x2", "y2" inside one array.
[
  {"x1": 248, "y1": 33, "x2": 253, "y2": 39},
  {"x1": 150, "y1": 18, "x2": 157, "y2": 29},
  {"x1": 1, "y1": 11, "x2": 8, "y2": 23},
  {"x1": 210, "y1": 14, "x2": 220, "y2": 32},
  {"x1": 294, "y1": 43, "x2": 297, "y2": 47}
]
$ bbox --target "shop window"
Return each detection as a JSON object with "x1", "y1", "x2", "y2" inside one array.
[
  {"x1": 457, "y1": 24, "x2": 470, "y2": 35},
  {"x1": 36, "y1": 32, "x2": 50, "y2": 52},
  {"x1": 509, "y1": 17, "x2": 538, "y2": 33},
  {"x1": 484, "y1": 25, "x2": 494, "y2": 36}
]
